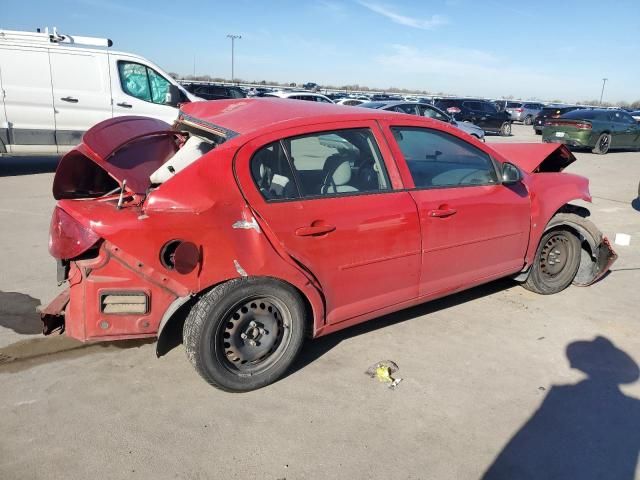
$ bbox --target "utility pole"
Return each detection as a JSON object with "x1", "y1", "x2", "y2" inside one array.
[
  {"x1": 226, "y1": 34, "x2": 241, "y2": 83},
  {"x1": 599, "y1": 78, "x2": 608, "y2": 105}
]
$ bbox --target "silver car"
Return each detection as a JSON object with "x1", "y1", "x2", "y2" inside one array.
[
  {"x1": 505, "y1": 101, "x2": 545, "y2": 124},
  {"x1": 358, "y1": 101, "x2": 485, "y2": 141}
]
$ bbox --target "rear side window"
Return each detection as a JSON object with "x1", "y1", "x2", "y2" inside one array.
[
  {"x1": 393, "y1": 104, "x2": 417, "y2": 114},
  {"x1": 391, "y1": 127, "x2": 498, "y2": 188},
  {"x1": 506, "y1": 102, "x2": 522, "y2": 108},
  {"x1": 250, "y1": 129, "x2": 391, "y2": 200},
  {"x1": 118, "y1": 61, "x2": 171, "y2": 104}
]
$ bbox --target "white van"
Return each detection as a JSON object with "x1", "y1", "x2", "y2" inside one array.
[{"x1": 0, "y1": 28, "x2": 200, "y2": 155}]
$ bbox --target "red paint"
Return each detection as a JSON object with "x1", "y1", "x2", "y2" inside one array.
[{"x1": 41, "y1": 99, "x2": 615, "y2": 343}]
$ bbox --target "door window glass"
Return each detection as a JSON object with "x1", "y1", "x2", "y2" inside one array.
[
  {"x1": 118, "y1": 61, "x2": 172, "y2": 105},
  {"x1": 482, "y1": 101, "x2": 498, "y2": 113},
  {"x1": 250, "y1": 141, "x2": 299, "y2": 201},
  {"x1": 418, "y1": 105, "x2": 449, "y2": 121},
  {"x1": 393, "y1": 104, "x2": 417, "y2": 114},
  {"x1": 391, "y1": 127, "x2": 498, "y2": 188},
  {"x1": 251, "y1": 129, "x2": 390, "y2": 199}
]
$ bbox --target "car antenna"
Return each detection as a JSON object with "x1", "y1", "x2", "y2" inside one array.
[{"x1": 116, "y1": 179, "x2": 127, "y2": 210}]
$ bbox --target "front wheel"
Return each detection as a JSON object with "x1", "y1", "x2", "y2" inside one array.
[
  {"x1": 522, "y1": 229, "x2": 581, "y2": 295},
  {"x1": 500, "y1": 122, "x2": 512, "y2": 136},
  {"x1": 592, "y1": 133, "x2": 611, "y2": 154},
  {"x1": 183, "y1": 278, "x2": 307, "y2": 392}
]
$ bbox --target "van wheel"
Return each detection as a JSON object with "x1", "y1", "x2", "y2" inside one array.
[
  {"x1": 522, "y1": 229, "x2": 581, "y2": 295},
  {"x1": 500, "y1": 122, "x2": 512, "y2": 136},
  {"x1": 183, "y1": 278, "x2": 306, "y2": 392},
  {"x1": 592, "y1": 133, "x2": 611, "y2": 154}
]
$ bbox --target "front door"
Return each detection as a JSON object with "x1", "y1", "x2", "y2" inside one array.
[
  {"x1": 236, "y1": 122, "x2": 422, "y2": 325},
  {"x1": 384, "y1": 125, "x2": 530, "y2": 297},
  {"x1": 49, "y1": 50, "x2": 112, "y2": 152}
]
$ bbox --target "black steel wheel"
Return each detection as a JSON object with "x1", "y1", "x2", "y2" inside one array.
[
  {"x1": 522, "y1": 229, "x2": 581, "y2": 295},
  {"x1": 592, "y1": 133, "x2": 611, "y2": 154},
  {"x1": 183, "y1": 278, "x2": 306, "y2": 392}
]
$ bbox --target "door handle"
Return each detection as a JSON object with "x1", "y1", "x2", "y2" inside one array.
[
  {"x1": 427, "y1": 208, "x2": 457, "y2": 218},
  {"x1": 117, "y1": 102, "x2": 132, "y2": 108},
  {"x1": 60, "y1": 96, "x2": 78, "y2": 103},
  {"x1": 295, "y1": 224, "x2": 336, "y2": 236}
]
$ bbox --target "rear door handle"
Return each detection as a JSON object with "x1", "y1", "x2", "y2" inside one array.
[
  {"x1": 295, "y1": 224, "x2": 336, "y2": 236},
  {"x1": 428, "y1": 208, "x2": 457, "y2": 218},
  {"x1": 60, "y1": 96, "x2": 78, "y2": 103},
  {"x1": 117, "y1": 102, "x2": 132, "y2": 108}
]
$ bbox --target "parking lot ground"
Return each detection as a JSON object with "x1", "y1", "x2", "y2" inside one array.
[{"x1": 1, "y1": 124, "x2": 639, "y2": 479}]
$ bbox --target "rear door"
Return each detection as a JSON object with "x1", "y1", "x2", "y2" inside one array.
[
  {"x1": 236, "y1": 121, "x2": 422, "y2": 325},
  {"x1": 381, "y1": 121, "x2": 530, "y2": 297},
  {"x1": 0, "y1": 45, "x2": 56, "y2": 153},
  {"x1": 49, "y1": 50, "x2": 112, "y2": 152}
]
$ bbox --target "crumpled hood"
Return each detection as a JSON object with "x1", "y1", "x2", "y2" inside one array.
[
  {"x1": 490, "y1": 143, "x2": 576, "y2": 173},
  {"x1": 53, "y1": 116, "x2": 180, "y2": 199}
]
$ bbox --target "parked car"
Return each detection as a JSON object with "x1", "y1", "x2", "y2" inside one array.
[
  {"x1": 509, "y1": 102, "x2": 545, "y2": 124},
  {"x1": 434, "y1": 98, "x2": 512, "y2": 135},
  {"x1": 533, "y1": 105, "x2": 584, "y2": 134},
  {"x1": 0, "y1": 28, "x2": 199, "y2": 155},
  {"x1": 181, "y1": 83, "x2": 245, "y2": 101},
  {"x1": 542, "y1": 108, "x2": 640, "y2": 154},
  {"x1": 335, "y1": 98, "x2": 365, "y2": 106},
  {"x1": 302, "y1": 82, "x2": 319, "y2": 90},
  {"x1": 41, "y1": 98, "x2": 617, "y2": 391},
  {"x1": 264, "y1": 91, "x2": 334, "y2": 103},
  {"x1": 359, "y1": 101, "x2": 485, "y2": 141}
]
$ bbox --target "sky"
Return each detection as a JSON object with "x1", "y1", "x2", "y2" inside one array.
[{"x1": 3, "y1": 0, "x2": 640, "y2": 103}]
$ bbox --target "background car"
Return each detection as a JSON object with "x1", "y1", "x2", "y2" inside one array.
[
  {"x1": 434, "y1": 98, "x2": 512, "y2": 135},
  {"x1": 335, "y1": 98, "x2": 365, "y2": 106},
  {"x1": 510, "y1": 102, "x2": 545, "y2": 124},
  {"x1": 542, "y1": 108, "x2": 640, "y2": 154},
  {"x1": 181, "y1": 83, "x2": 246, "y2": 100},
  {"x1": 630, "y1": 110, "x2": 640, "y2": 122},
  {"x1": 533, "y1": 105, "x2": 584, "y2": 134},
  {"x1": 264, "y1": 91, "x2": 334, "y2": 103},
  {"x1": 359, "y1": 100, "x2": 485, "y2": 141}
]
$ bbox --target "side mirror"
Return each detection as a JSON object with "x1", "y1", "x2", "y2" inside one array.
[
  {"x1": 501, "y1": 162, "x2": 522, "y2": 184},
  {"x1": 165, "y1": 84, "x2": 181, "y2": 107}
]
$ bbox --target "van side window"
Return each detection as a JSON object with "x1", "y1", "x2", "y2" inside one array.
[{"x1": 118, "y1": 61, "x2": 170, "y2": 105}]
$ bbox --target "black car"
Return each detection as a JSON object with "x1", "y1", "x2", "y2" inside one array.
[
  {"x1": 434, "y1": 98, "x2": 512, "y2": 135},
  {"x1": 181, "y1": 83, "x2": 246, "y2": 101},
  {"x1": 533, "y1": 105, "x2": 584, "y2": 134}
]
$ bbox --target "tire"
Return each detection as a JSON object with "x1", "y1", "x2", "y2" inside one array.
[
  {"x1": 592, "y1": 133, "x2": 611, "y2": 154},
  {"x1": 500, "y1": 122, "x2": 512, "y2": 136},
  {"x1": 534, "y1": 129, "x2": 542, "y2": 135},
  {"x1": 522, "y1": 228, "x2": 581, "y2": 295},
  {"x1": 524, "y1": 115, "x2": 533, "y2": 125},
  {"x1": 183, "y1": 277, "x2": 307, "y2": 392}
]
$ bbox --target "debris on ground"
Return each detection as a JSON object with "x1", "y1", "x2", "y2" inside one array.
[{"x1": 365, "y1": 360, "x2": 403, "y2": 389}]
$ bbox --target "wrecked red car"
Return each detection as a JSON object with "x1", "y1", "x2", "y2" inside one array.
[{"x1": 41, "y1": 99, "x2": 616, "y2": 391}]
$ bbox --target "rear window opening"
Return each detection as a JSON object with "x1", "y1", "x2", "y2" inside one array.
[{"x1": 53, "y1": 151, "x2": 119, "y2": 199}]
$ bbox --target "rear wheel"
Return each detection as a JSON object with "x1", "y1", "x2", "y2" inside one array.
[
  {"x1": 524, "y1": 115, "x2": 534, "y2": 125},
  {"x1": 592, "y1": 133, "x2": 611, "y2": 154},
  {"x1": 500, "y1": 122, "x2": 512, "y2": 136},
  {"x1": 183, "y1": 278, "x2": 306, "y2": 392},
  {"x1": 522, "y1": 229, "x2": 581, "y2": 295}
]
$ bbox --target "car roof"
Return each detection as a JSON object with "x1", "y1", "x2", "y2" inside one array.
[{"x1": 179, "y1": 98, "x2": 431, "y2": 138}]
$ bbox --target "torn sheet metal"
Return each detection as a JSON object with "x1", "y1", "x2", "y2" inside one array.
[
  {"x1": 232, "y1": 216, "x2": 261, "y2": 233},
  {"x1": 234, "y1": 260, "x2": 248, "y2": 277}
]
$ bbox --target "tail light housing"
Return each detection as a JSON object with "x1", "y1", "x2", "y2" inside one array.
[
  {"x1": 49, "y1": 207, "x2": 100, "y2": 259},
  {"x1": 575, "y1": 123, "x2": 592, "y2": 130},
  {"x1": 516, "y1": 108, "x2": 523, "y2": 112},
  {"x1": 446, "y1": 107, "x2": 461, "y2": 114}
]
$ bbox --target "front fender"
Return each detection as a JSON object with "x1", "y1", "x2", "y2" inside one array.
[{"x1": 524, "y1": 172, "x2": 591, "y2": 265}]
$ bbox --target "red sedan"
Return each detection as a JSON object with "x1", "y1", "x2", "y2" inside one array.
[{"x1": 41, "y1": 99, "x2": 616, "y2": 391}]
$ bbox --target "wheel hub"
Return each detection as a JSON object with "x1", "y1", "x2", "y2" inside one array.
[
  {"x1": 540, "y1": 235, "x2": 569, "y2": 277},
  {"x1": 221, "y1": 299, "x2": 285, "y2": 367}
]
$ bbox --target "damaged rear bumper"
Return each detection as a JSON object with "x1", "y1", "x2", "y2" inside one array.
[{"x1": 39, "y1": 289, "x2": 70, "y2": 335}]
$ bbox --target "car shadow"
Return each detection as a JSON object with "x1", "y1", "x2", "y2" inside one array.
[
  {"x1": 0, "y1": 291, "x2": 44, "y2": 335},
  {"x1": 481, "y1": 336, "x2": 640, "y2": 480},
  {"x1": 287, "y1": 278, "x2": 515, "y2": 377},
  {"x1": 0, "y1": 155, "x2": 60, "y2": 177}
]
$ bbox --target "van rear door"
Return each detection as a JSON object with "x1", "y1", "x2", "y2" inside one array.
[
  {"x1": 0, "y1": 45, "x2": 57, "y2": 154},
  {"x1": 49, "y1": 50, "x2": 113, "y2": 153}
]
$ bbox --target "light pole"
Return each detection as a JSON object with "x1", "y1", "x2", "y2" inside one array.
[
  {"x1": 599, "y1": 78, "x2": 608, "y2": 105},
  {"x1": 226, "y1": 34, "x2": 241, "y2": 83}
]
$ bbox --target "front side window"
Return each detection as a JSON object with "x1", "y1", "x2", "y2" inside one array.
[
  {"x1": 391, "y1": 127, "x2": 498, "y2": 188},
  {"x1": 250, "y1": 129, "x2": 391, "y2": 200},
  {"x1": 419, "y1": 105, "x2": 449, "y2": 122},
  {"x1": 393, "y1": 104, "x2": 417, "y2": 114},
  {"x1": 118, "y1": 61, "x2": 172, "y2": 105},
  {"x1": 482, "y1": 101, "x2": 498, "y2": 113}
]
